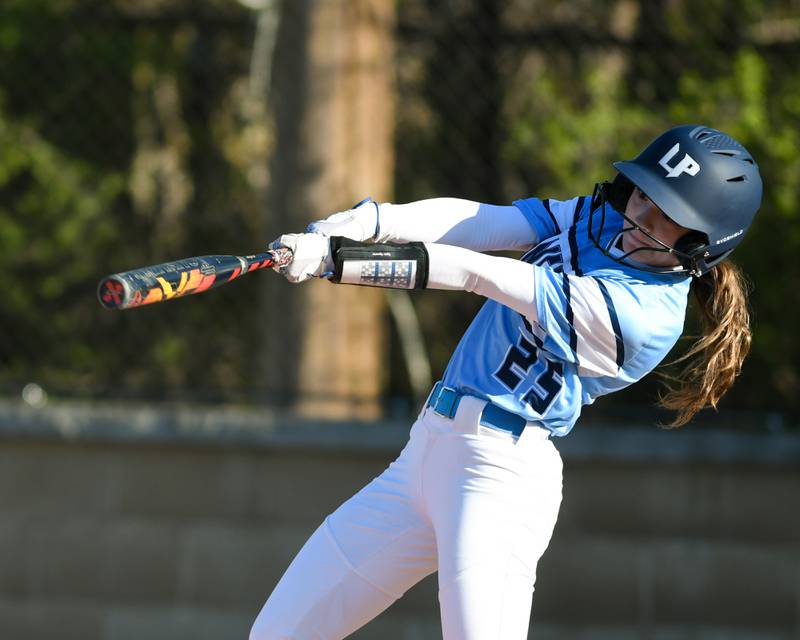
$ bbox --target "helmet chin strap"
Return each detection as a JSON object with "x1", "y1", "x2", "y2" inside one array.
[{"x1": 589, "y1": 182, "x2": 702, "y2": 276}]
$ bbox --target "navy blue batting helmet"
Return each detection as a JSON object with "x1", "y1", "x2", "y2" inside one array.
[{"x1": 591, "y1": 125, "x2": 763, "y2": 276}]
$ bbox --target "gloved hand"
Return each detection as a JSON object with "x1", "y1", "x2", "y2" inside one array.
[
  {"x1": 306, "y1": 197, "x2": 380, "y2": 242},
  {"x1": 269, "y1": 233, "x2": 334, "y2": 283}
]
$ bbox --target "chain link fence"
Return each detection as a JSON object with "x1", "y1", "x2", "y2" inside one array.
[{"x1": 1, "y1": 0, "x2": 799, "y2": 426}]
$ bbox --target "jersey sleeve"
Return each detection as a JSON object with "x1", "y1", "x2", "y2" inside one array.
[
  {"x1": 530, "y1": 269, "x2": 649, "y2": 378},
  {"x1": 513, "y1": 196, "x2": 588, "y2": 243}
]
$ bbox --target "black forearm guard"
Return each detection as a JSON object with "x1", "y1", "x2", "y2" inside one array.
[{"x1": 329, "y1": 237, "x2": 429, "y2": 289}]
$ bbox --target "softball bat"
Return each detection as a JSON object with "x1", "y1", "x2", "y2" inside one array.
[{"x1": 97, "y1": 248, "x2": 293, "y2": 310}]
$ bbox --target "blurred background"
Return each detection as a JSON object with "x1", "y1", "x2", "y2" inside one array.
[{"x1": 0, "y1": 1, "x2": 798, "y2": 639}]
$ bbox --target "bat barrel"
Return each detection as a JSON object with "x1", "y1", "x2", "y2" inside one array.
[{"x1": 97, "y1": 251, "x2": 283, "y2": 310}]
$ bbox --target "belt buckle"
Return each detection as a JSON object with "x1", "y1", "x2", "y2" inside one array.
[{"x1": 433, "y1": 385, "x2": 459, "y2": 419}]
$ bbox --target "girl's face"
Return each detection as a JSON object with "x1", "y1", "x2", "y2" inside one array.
[{"x1": 621, "y1": 187, "x2": 691, "y2": 267}]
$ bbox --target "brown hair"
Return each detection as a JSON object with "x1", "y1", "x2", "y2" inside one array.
[{"x1": 658, "y1": 260, "x2": 752, "y2": 427}]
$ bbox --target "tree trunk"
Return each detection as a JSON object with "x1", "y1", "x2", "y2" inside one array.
[{"x1": 261, "y1": 0, "x2": 395, "y2": 419}]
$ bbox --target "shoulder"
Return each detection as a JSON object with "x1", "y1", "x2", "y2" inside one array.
[{"x1": 513, "y1": 194, "x2": 591, "y2": 241}]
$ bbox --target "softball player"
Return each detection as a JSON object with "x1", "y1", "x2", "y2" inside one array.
[{"x1": 250, "y1": 125, "x2": 762, "y2": 639}]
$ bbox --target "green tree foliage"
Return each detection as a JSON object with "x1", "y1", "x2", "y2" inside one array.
[
  {"x1": 0, "y1": 0, "x2": 270, "y2": 401},
  {"x1": 2, "y1": 0, "x2": 799, "y2": 422},
  {"x1": 0, "y1": 99, "x2": 125, "y2": 386},
  {"x1": 670, "y1": 48, "x2": 800, "y2": 412}
]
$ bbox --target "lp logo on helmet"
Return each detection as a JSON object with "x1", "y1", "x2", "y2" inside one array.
[{"x1": 659, "y1": 143, "x2": 700, "y2": 178}]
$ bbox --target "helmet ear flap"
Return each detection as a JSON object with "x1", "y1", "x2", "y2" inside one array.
[
  {"x1": 674, "y1": 230, "x2": 709, "y2": 275},
  {"x1": 674, "y1": 230, "x2": 708, "y2": 256}
]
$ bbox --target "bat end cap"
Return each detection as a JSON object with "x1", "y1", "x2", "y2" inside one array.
[{"x1": 97, "y1": 277, "x2": 128, "y2": 310}]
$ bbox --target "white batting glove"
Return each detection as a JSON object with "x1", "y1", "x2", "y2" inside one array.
[
  {"x1": 306, "y1": 197, "x2": 380, "y2": 242},
  {"x1": 269, "y1": 233, "x2": 334, "y2": 283}
]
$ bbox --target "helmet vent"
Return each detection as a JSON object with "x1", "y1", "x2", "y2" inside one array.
[
  {"x1": 697, "y1": 131, "x2": 747, "y2": 154},
  {"x1": 727, "y1": 175, "x2": 747, "y2": 182}
]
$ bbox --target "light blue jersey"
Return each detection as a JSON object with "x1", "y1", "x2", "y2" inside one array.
[{"x1": 441, "y1": 195, "x2": 691, "y2": 437}]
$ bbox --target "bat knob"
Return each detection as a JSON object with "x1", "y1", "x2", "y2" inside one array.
[{"x1": 270, "y1": 246, "x2": 294, "y2": 270}]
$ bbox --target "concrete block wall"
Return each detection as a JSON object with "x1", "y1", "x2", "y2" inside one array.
[
  {"x1": 0, "y1": 442, "x2": 378, "y2": 639},
  {"x1": 0, "y1": 400, "x2": 798, "y2": 639},
  {"x1": 536, "y1": 463, "x2": 800, "y2": 637}
]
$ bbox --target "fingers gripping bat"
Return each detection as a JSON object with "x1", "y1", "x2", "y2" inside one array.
[{"x1": 97, "y1": 248, "x2": 293, "y2": 310}]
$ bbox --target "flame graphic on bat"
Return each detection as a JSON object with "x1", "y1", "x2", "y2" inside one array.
[{"x1": 97, "y1": 248, "x2": 293, "y2": 310}]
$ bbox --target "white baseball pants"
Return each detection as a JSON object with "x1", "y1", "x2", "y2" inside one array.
[{"x1": 250, "y1": 394, "x2": 563, "y2": 640}]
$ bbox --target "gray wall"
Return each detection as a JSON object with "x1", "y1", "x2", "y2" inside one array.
[{"x1": 0, "y1": 400, "x2": 798, "y2": 640}]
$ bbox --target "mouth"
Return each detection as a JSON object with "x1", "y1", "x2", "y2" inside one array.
[{"x1": 622, "y1": 234, "x2": 651, "y2": 253}]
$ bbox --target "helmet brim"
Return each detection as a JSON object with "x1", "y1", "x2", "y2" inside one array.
[{"x1": 613, "y1": 160, "x2": 712, "y2": 236}]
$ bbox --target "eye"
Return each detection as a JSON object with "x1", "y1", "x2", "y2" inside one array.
[
  {"x1": 660, "y1": 210, "x2": 684, "y2": 228},
  {"x1": 637, "y1": 187, "x2": 651, "y2": 202}
]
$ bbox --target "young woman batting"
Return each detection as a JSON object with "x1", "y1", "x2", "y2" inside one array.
[{"x1": 251, "y1": 124, "x2": 762, "y2": 640}]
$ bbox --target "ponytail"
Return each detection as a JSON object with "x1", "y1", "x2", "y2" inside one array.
[{"x1": 658, "y1": 260, "x2": 752, "y2": 427}]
